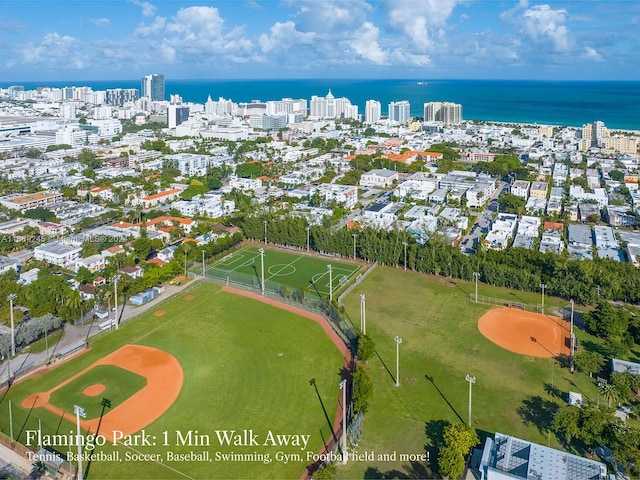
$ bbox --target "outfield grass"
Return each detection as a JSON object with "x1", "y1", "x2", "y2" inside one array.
[
  {"x1": 1, "y1": 282, "x2": 344, "y2": 479},
  {"x1": 338, "y1": 266, "x2": 603, "y2": 479},
  {"x1": 206, "y1": 245, "x2": 362, "y2": 298},
  {"x1": 48, "y1": 365, "x2": 147, "y2": 419}
]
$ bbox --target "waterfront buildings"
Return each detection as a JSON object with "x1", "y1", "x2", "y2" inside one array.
[
  {"x1": 423, "y1": 101, "x2": 463, "y2": 125},
  {"x1": 388, "y1": 100, "x2": 411, "y2": 123},
  {"x1": 141, "y1": 73, "x2": 165, "y2": 101},
  {"x1": 365, "y1": 100, "x2": 381, "y2": 124}
]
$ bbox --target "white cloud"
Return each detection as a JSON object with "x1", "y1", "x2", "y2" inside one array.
[
  {"x1": 21, "y1": 32, "x2": 85, "y2": 69},
  {"x1": 90, "y1": 18, "x2": 111, "y2": 27},
  {"x1": 583, "y1": 46, "x2": 603, "y2": 62},
  {"x1": 501, "y1": 3, "x2": 571, "y2": 53},
  {"x1": 258, "y1": 21, "x2": 316, "y2": 53},
  {"x1": 289, "y1": 0, "x2": 372, "y2": 33},
  {"x1": 349, "y1": 22, "x2": 388, "y2": 64},
  {"x1": 385, "y1": 0, "x2": 462, "y2": 52},
  {"x1": 134, "y1": 6, "x2": 255, "y2": 65},
  {"x1": 128, "y1": 0, "x2": 156, "y2": 17}
]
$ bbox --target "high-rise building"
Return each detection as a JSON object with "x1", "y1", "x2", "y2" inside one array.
[
  {"x1": 581, "y1": 121, "x2": 608, "y2": 147},
  {"x1": 106, "y1": 88, "x2": 139, "y2": 106},
  {"x1": 167, "y1": 105, "x2": 190, "y2": 128},
  {"x1": 310, "y1": 90, "x2": 358, "y2": 119},
  {"x1": 423, "y1": 102, "x2": 463, "y2": 125},
  {"x1": 365, "y1": 100, "x2": 381, "y2": 124},
  {"x1": 388, "y1": 100, "x2": 411, "y2": 123},
  {"x1": 141, "y1": 74, "x2": 165, "y2": 101}
]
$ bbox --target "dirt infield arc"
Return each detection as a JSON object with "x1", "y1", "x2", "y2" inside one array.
[
  {"x1": 23, "y1": 345, "x2": 183, "y2": 438},
  {"x1": 478, "y1": 307, "x2": 570, "y2": 358}
]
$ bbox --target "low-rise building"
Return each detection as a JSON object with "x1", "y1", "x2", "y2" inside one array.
[
  {"x1": 0, "y1": 191, "x2": 64, "y2": 212},
  {"x1": 359, "y1": 169, "x2": 399, "y2": 188},
  {"x1": 511, "y1": 180, "x2": 530, "y2": 199},
  {"x1": 479, "y1": 432, "x2": 607, "y2": 480},
  {"x1": 34, "y1": 241, "x2": 82, "y2": 268}
]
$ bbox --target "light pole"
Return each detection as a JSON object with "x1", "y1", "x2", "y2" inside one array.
[
  {"x1": 327, "y1": 264, "x2": 333, "y2": 302},
  {"x1": 394, "y1": 336, "x2": 403, "y2": 387},
  {"x1": 259, "y1": 248, "x2": 265, "y2": 295},
  {"x1": 74, "y1": 404, "x2": 86, "y2": 480},
  {"x1": 184, "y1": 250, "x2": 188, "y2": 277},
  {"x1": 473, "y1": 272, "x2": 480, "y2": 302},
  {"x1": 465, "y1": 374, "x2": 476, "y2": 426},
  {"x1": 540, "y1": 283, "x2": 546, "y2": 314},
  {"x1": 569, "y1": 299, "x2": 575, "y2": 374},
  {"x1": 263, "y1": 220, "x2": 268, "y2": 244},
  {"x1": 113, "y1": 275, "x2": 121, "y2": 330},
  {"x1": 402, "y1": 241, "x2": 408, "y2": 270},
  {"x1": 339, "y1": 379, "x2": 348, "y2": 464},
  {"x1": 8, "y1": 293, "x2": 17, "y2": 357},
  {"x1": 360, "y1": 294, "x2": 366, "y2": 335},
  {"x1": 202, "y1": 249, "x2": 205, "y2": 277},
  {"x1": 352, "y1": 234, "x2": 357, "y2": 260},
  {"x1": 306, "y1": 226, "x2": 310, "y2": 253}
]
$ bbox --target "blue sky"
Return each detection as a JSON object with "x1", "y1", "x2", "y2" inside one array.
[{"x1": 1, "y1": 0, "x2": 639, "y2": 81}]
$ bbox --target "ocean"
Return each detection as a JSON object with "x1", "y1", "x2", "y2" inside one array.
[{"x1": 8, "y1": 79, "x2": 640, "y2": 131}]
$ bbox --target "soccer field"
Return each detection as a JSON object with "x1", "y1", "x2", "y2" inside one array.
[{"x1": 206, "y1": 245, "x2": 362, "y2": 298}]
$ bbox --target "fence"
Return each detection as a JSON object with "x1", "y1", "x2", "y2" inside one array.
[
  {"x1": 337, "y1": 261, "x2": 379, "y2": 306},
  {"x1": 470, "y1": 294, "x2": 542, "y2": 314},
  {"x1": 204, "y1": 275, "x2": 359, "y2": 349}
]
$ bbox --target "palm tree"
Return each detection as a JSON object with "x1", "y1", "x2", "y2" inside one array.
[{"x1": 601, "y1": 383, "x2": 622, "y2": 408}]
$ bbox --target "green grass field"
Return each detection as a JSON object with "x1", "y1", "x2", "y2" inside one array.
[
  {"x1": 48, "y1": 365, "x2": 147, "y2": 419},
  {"x1": 1, "y1": 282, "x2": 344, "y2": 479},
  {"x1": 337, "y1": 266, "x2": 611, "y2": 479},
  {"x1": 206, "y1": 245, "x2": 362, "y2": 298}
]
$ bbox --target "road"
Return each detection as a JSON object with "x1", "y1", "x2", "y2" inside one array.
[
  {"x1": 0, "y1": 279, "x2": 196, "y2": 388},
  {"x1": 459, "y1": 181, "x2": 507, "y2": 254}
]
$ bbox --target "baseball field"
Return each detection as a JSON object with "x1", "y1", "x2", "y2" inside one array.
[
  {"x1": 338, "y1": 266, "x2": 609, "y2": 479},
  {"x1": 1, "y1": 281, "x2": 346, "y2": 479}
]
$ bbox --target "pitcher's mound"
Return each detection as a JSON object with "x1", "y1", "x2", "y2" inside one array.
[
  {"x1": 184, "y1": 295, "x2": 195, "y2": 301},
  {"x1": 83, "y1": 384, "x2": 106, "y2": 396},
  {"x1": 154, "y1": 310, "x2": 166, "y2": 317},
  {"x1": 478, "y1": 307, "x2": 570, "y2": 358}
]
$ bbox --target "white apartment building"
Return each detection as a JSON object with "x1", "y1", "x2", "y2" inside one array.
[
  {"x1": 34, "y1": 241, "x2": 82, "y2": 268},
  {"x1": 164, "y1": 153, "x2": 216, "y2": 176},
  {"x1": 310, "y1": 90, "x2": 358, "y2": 119},
  {"x1": 360, "y1": 169, "x2": 399, "y2": 188},
  {"x1": 313, "y1": 184, "x2": 358, "y2": 209},
  {"x1": 552, "y1": 163, "x2": 568, "y2": 185},
  {"x1": 393, "y1": 177, "x2": 437, "y2": 200},
  {"x1": 365, "y1": 100, "x2": 381, "y2": 124},
  {"x1": 569, "y1": 185, "x2": 608, "y2": 208},
  {"x1": 516, "y1": 216, "x2": 541, "y2": 237},
  {"x1": 265, "y1": 98, "x2": 307, "y2": 115},
  {"x1": 511, "y1": 180, "x2": 531, "y2": 199},
  {"x1": 228, "y1": 176, "x2": 263, "y2": 192}
]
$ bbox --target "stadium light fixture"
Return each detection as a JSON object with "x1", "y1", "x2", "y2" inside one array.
[
  {"x1": 352, "y1": 234, "x2": 357, "y2": 260},
  {"x1": 465, "y1": 374, "x2": 476, "y2": 426},
  {"x1": 8, "y1": 293, "x2": 17, "y2": 357},
  {"x1": 306, "y1": 226, "x2": 311, "y2": 253},
  {"x1": 394, "y1": 336, "x2": 403, "y2": 387},
  {"x1": 113, "y1": 275, "x2": 121, "y2": 330},
  {"x1": 263, "y1": 220, "x2": 268, "y2": 244},
  {"x1": 360, "y1": 294, "x2": 366, "y2": 335},
  {"x1": 472, "y1": 272, "x2": 480, "y2": 302},
  {"x1": 402, "y1": 242, "x2": 408, "y2": 270},
  {"x1": 339, "y1": 379, "x2": 348, "y2": 464},
  {"x1": 540, "y1": 283, "x2": 546, "y2": 314},
  {"x1": 327, "y1": 264, "x2": 333, "y2": 302},
  {"x1": 74, "y1": 404, "x2": 87, "y2": 480},
  {"x1": 259, "y1": 248, "x2": 265, "y2": 295}
]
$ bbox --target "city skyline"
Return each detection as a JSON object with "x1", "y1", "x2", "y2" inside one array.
[{"x1": 1, "y1": 1, "x2": 639, "y2": 82}]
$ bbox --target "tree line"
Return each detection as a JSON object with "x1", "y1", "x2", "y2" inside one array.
[{"x1": 237, "y1": 212, "x2": 640, "y2": 306}]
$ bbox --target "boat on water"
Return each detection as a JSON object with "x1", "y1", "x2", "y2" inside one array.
[{"x1": 417, "y1": 81, "x2": 427, "y2": 86}]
